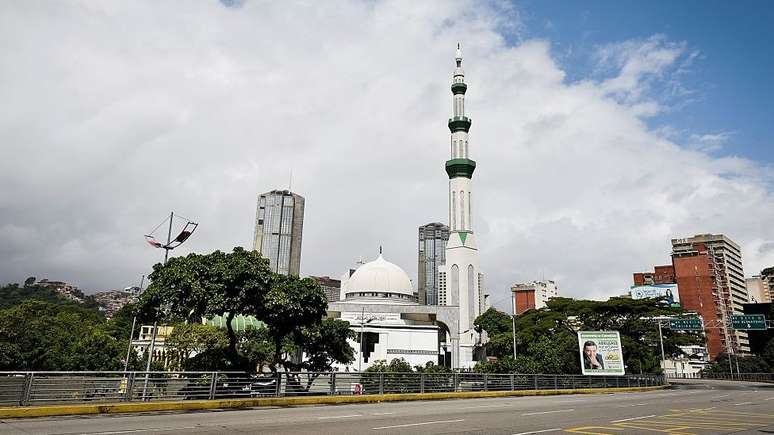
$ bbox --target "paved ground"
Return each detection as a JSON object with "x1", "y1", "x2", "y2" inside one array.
[{"x1": 2, "y1": 380, "x2": 774, "y2": 434}]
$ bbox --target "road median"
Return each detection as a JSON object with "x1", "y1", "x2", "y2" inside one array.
[{"x1": 0, "y1": 385, "x2": 667, "y2": 419}]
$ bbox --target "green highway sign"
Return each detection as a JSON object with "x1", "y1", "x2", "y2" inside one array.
[
  {"x1": 669, "y1": 317, "x2": 703, "y2": 331},
  {"x1": 731, "y1": 314, "x2": 767, "y2": 330}
]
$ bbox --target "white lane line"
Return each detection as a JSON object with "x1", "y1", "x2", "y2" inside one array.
[
  {"x1": 318, "y1": 414, "x2": 363, "y2": 419},
  {"x1": 734, "y1": 402, "x2": 754, "y2": 406},
  {"x1": 459, "y1": 403, "x2": 512, "y2": 409},
  {"x1": 371, "y1": 412, "x2": 395, "y2": 416},
  {"x1": 714, "y1": 394, "x2": 730, "y2": 398},
  {"x1": 522, "y1": 409, "x2": 574, "y2": 416},
  {"x1": 372, "y1": 419, "x2": 464, "y2": 430},
  {"x1": 86, "y1": 428, "x2": 197, "y2": 435},
  {"x1": 512, "y1": 429, "x2": 563, "y2": 435},
  {"x1": 610, "y1": 415, "x2": 657, "y2": 423},
  {"x1": 766, "y1": 397, "x2": 774, "y2": 401}
]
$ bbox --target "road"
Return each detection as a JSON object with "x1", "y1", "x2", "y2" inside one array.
[{"x1": 2, "y1": 379, "x2": 774, "y2": 434}]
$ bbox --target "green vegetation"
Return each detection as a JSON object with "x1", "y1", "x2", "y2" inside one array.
[
  {"x1": 474, "y1": 297, "x2": 705, "y2": 374},
  {"x1": 0, "y1": 285, "x2": 140, "y2": 370},
  {"x1": 137, "y1": 247, "x2": 355, "y2": 374}
]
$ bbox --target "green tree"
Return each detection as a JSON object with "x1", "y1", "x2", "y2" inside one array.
[
  {"x1": 166, "y1": 323, "x2": 229, "y2": 370},
  {"x1": 0, "y1": 300, "x2": 124, "y2": 370},
  {"x1": 261, "y1": 274, "x2": 328, "y2": 371},
  {"x1": 24, "y1": 277, "x2": 36, "y2": 287},
  {"x1": 138, "y1": 247, "x2": 272, "y2": 369},
  {"x1": 474, "y1": 297, "x2": 702, "y2": 374}
]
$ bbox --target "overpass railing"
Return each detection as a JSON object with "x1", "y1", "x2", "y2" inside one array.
[
  {"x1": 667, "y1": 372, "x2": 774, "y2": 382},
  {"x1": 0, "y1": 371, "x2": 665, "y2": 407}
]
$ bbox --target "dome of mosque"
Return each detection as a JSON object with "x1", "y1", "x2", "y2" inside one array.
[{"x1": 343, "y1": 254, "x2": 416, "y2": 303}]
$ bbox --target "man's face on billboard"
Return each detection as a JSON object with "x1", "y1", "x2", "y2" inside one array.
[{"x1": 584, "y1": 344, "x2": 597, "y2": 359}]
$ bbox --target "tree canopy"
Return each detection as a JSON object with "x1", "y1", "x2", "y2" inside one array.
[{"x1": 474, "y1": 297, "x2": 704, "y2": 374}]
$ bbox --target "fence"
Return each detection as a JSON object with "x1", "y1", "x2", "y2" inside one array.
[
  {"x1": 667, "y1": 372, "x2": 774, "y2": 382},
  {"x1": 0, "y1": 371, "x2": 665, "y2": 407}
]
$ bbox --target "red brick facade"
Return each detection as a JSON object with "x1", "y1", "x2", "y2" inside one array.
[
  {"x1": 633, "y1": 265, "x2": 676, "y2": 286},
  {"x1": 672, "y1": 252, "x2": 724, "y2": 359},
  {"x1": 513, "y1": 289, "x2": 536, "y2": 315}
]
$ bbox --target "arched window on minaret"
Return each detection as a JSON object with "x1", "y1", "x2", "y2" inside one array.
[
  {"x1": 468, "y1": 191, "x2": 472, "y2": 227},
  {"x1": 460, "y1": 191, "x2": 465, "y2": 230},
  {"x1": 451, "y1": 264, "x2": 460, "y2": 306},
  {"x1": 467, "y1": 265, "x2": 476, "y2": 322},
  {"x1": 451, "y1": 192, "x2": 457, "y2": 230}
]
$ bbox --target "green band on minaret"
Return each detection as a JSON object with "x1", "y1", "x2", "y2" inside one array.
[
  {"x1": 451, "y1": 82, "x2": 467, "y2": 95},
  {"x1": 448, "y1": 116, "x2": 471, "y2": 133},
  {"x1": 445, "y1": 158, "x2": 476, "y2": 179}
]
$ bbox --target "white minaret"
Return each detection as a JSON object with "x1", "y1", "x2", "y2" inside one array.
[{"x1": 438, "y1": 43, "x2": 483, "y2": 369}]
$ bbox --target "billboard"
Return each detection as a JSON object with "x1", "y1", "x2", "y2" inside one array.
[
  {"x1": 629, "y1": 284, "x2": 679, "y2": 305},
  {"x1": 578, "y1": 331, "x2": 625, "y2": 376}
]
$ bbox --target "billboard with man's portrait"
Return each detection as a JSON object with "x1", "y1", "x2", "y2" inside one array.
[{"x1": 578, "y1": 331, "x2": 625, "y2": 376}]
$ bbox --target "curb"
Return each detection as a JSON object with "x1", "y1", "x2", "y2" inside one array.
[{"x1": 0, "y1": 386, "x2": 667, "y2": 419}]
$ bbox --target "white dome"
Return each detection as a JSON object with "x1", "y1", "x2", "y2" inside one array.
[{"x1": 344, "y1": 254, "x2": 415, "y2": 300}]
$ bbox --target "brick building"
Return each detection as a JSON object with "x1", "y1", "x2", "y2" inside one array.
[
  {"x1": 671, "y1": 234, "x2": 750, "y2": 360},
  {"x1": 633, "y1": 265, "x2": 676, "y2": 286},
  {"x1": 512, "y1": 280, "x2": 559, "y2": 315}
]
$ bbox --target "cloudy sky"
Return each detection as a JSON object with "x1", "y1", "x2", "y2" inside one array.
[{"x1": 1, "y1": 1, "x2": 773, "y2": 310}]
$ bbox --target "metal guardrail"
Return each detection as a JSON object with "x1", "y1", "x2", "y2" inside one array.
[
  {"x1": 667, "y1": 372, "x2": 774, "y2": 382},
  {"x1": 0, "y1": 371, "x2": 665, "y2": 407}
]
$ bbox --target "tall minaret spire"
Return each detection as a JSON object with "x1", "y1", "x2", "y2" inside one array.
[
  {"x1": 446, "y1": 42, "x2": 475, "y2": 231},
  {"x1": 438, "y1": 43, "x2": 483, "y2": 369}
]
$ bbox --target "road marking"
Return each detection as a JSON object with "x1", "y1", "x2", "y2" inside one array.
[
  {"x1": 615, "y1": 402, "x2": 649, "y2": 407},
  {"x1": 371, "y1": 412, "x2": 394, "y2": 416},
  {"x1": 372, "y1": 419, "x2": 464, "y2": 430},
  {"x1": 734, "y1": 402, "x2": 754, "y2": 406},
  {"x1": 459, "y1": 403, "x2": 512, "y2": 409},
  {"x1": 85, "y1": 428, "x2": 197, "y2": 435},
  {"x1": 766, "y1": 397, "x2": 774, "y2": 401},
  {"x1": 318, "y1": 414, "x2": 363, "y2": 419},
  {"x1": 609, "y1": 414, "x2": 656, "y2": 423},
  {"x1": 713, "y1": 394, "x2": 730, "y2": 398},
  {"x1": 512, "y1": 429, "x2": 563, "y2": 435},
  {"x1": 522, "y1": 409, "x2": 574, "y2": 416}
]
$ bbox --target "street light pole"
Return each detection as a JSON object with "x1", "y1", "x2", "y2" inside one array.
[
  {"x1": 511, "y1": 293, "x2": 517, "y2": 359},
  {"x1": 657, "y1": 320, "x2": 666, "y2": 374}
]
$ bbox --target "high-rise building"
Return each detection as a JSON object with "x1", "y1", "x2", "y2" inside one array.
[
  {"x1": 512, "y1": 280, "x2": 560, "y2": 315},
  {"x1": 311, "y1": 276, "x2": 341, "y2": 304},
  {"x1": 253, "y1": 190, "x2": 305, "y2": 276},
  {"x1": 671, "y1": 234, "x2": 750, "y2": 359},
  {"x1": 761, "y1": 267, "x2": 774, "y2": 302},
  {"x1": 418, "y1": 223, "x2": 449, "y2": 305},
  {"x1": 746, "y1": 276, "x2": 769, "y2": 303},
  {"x1": 437, "y1": 44, "x2": 485, "y2": 368}
]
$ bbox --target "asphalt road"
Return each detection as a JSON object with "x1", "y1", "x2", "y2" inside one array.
[{"x1": 2, "y1": 379, "x2": 774, "y2": 434}]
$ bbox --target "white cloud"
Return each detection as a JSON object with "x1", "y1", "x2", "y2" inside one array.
[{"x1": 1, "y1": 1, "x2": 773, "y2": 311}]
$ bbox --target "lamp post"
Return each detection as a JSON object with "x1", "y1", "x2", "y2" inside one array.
[{"x1": 511, "y1": 293, "x2": 517, "y2": 359}]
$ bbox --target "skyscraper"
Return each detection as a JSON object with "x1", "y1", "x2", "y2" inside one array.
[
  {"x1": 671, "y1": 234, "x2": 750, "y2": 359},
  {"x1": 253, "y1": 190, "x2": 305, "y2": 276},
  {"x1": 437, "y1": 44, "x2": 484, "y2": 368},
  {"x1": 418, "y1": 223, "x2": 449, "y2": 305},
  {"x1": 512, "y1": 280, "x2": 560, "y2": 315}
]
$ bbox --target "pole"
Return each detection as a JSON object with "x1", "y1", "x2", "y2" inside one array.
[
  {"x1": 657, "y1": 321, "x2": 666, "y2": 374},
  {"x1": 123, "y1": 274, "x2": 144, "y2": 373},
  {"x1": 358, "y1": 308, "x2": 364, "y2": 372},
  {"x1": 163, "y1": 211, "x2": 173, "y2": 264},
  {"x1": 142, "y1": 320, "x2": 157, "y2": 400},
  {"x1": 123, "y1": 316, "x2": 137, "y2": 373},
  {"x1": 145, "y1": 215, "x2": 171, "y2": 395},
  {"x1": 511, "y1": 294, "x2": 517, "y2": 359}
]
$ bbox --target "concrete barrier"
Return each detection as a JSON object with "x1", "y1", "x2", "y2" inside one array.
[{"x1": 0, "y1": 385, "x2": 667, "y2": 419}]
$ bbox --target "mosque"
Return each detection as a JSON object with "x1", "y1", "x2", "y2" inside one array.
[{"x1": 327, "y1": 44, "x2": 485, "y2": 370}]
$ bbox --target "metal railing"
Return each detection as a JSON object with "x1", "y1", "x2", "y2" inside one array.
[
  {"x1": 667, "y1": 372, "x2": 774, "y2": 382},
  {"x1": 0, "y1": 371, "x2": 665, "y2": 407}
]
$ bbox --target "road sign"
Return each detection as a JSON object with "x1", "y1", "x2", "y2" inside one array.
[
  {"x1": 669, "y1": 317, "x2": 703, "y2": 331},
  {"x1": 731, "y1": 314, "x2": 767, "y2": 330}
]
